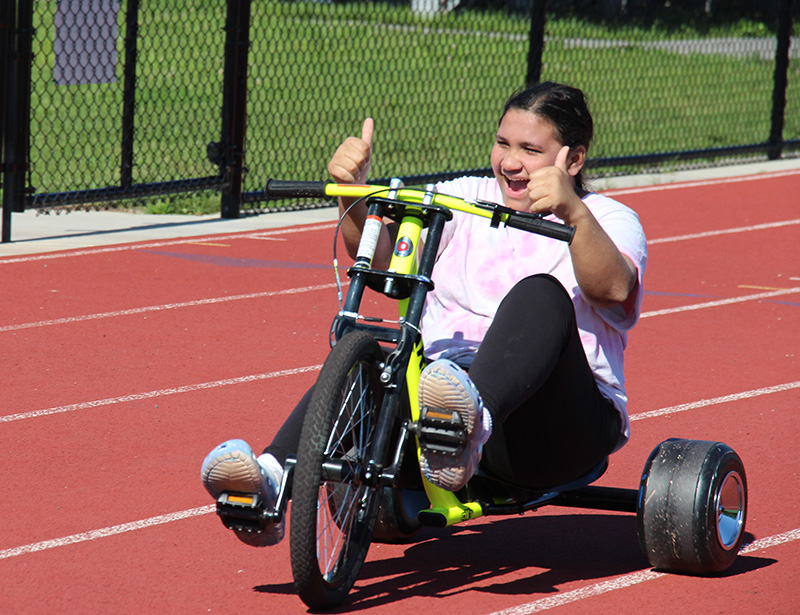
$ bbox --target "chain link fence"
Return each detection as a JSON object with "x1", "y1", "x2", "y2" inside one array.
[
  {"x1": 242, "y1": 0, "x2": 800, "y2": 207},
  {"x1": 24, "y1": 0, "x2": 228, "y2": 213},
  {"x1": 2, "y1": 0, "x2": 798, "y2": 234}
]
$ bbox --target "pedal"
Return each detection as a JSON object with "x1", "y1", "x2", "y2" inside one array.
[
  {"x1": 409, "y1": 406, "x2": 467, "y2": 456},
  {"x1": 216, "y1": 492, "x2": 271, "y2": 534}
]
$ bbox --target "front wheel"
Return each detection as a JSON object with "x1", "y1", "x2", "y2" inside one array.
[
  {"x1": 290, "y1": 331, "x2": 384, "y2": 610},
  {"x1": 637, "y1": 438, "x2": 747, "y2": 574}
]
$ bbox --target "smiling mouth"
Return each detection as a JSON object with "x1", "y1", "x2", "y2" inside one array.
[{"x1": 504, "y1": 176, "x2": 528, "y2": 194}]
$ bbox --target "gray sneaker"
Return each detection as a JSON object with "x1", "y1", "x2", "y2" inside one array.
[
  {"x1": 417, "y1": 359, "x2": 491, "y2": 492},
  {"x1": 201, "y1": 439, "x2": 284, "y2": 546}
]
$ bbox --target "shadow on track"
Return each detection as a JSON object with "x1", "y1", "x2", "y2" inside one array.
[
  {"x1": 256, "y1": 512, "x2": 643, "y2": 610},
  {"x1": 252, "y1": 517, "x2": 776, "y2": 611}
]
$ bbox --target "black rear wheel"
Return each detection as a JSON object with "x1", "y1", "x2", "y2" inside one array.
[
  {"x1": 637, "y1": 438, "x2": 747, "y2": 574},
  {"x1": 290, "y1": 331, "x2": 384, "y2": 609}
]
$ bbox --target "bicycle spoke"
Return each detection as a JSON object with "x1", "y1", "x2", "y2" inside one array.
[
  {"x1": 325, "y1": 363, "x2": 371, "y2": 456},
  {"x1": 317, "y1": 482, "x2": 360, "y2": 578},
  {"x1": 291, "y1": 332, "x2": 383, "y2": 608}
]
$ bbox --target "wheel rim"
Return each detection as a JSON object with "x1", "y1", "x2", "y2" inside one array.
[
  {"x1": 715, "y1": 470, "x2": 745, "y2": 550},
  {"x1": 316, "y1": 361, "x2": 377, "y2": 582}
]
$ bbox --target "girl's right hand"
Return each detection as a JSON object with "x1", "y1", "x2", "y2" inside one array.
[
  {"x1": 327, "y1": 118, "x2": 374, "y2": 184},
  {"x1": 327, "y1": 118, "x2": 392, "y2": 265}
]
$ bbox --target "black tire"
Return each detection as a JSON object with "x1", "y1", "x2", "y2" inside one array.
[
  {"x1": 290, "y1": 331, "x2": 384, "y2": 610},
  {"x1": 637, "y1": 438, "x2": 747, "y2": 574}
]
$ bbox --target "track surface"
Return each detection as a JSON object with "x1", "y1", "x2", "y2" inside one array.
[{"x1": 2, "y1": 171, "x2": 799, "y2": 614}]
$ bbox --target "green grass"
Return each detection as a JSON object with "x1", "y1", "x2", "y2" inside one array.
[{"x1": 23, "y1": 0, "x2": 798, "y2": 213}]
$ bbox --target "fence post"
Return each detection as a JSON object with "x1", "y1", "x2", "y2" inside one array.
[
  {"x1": 768, "y1": 0, "x2": 793, "y2": 160},
  {"x1": 219, "y1": 0, "x2": 252, "y2": 219},
  {"x1": 525, "y1": 0, "x2": 547, "y2": 87},
  {"x1": 120, "y1": 0, "x2": 140, "y2": 189},
  {"x1": 2, "y1": 0, "x2": 33, "y2": 243},
  {"x1": 1, "y1": 0, "x2": 12, "y2": 243}
]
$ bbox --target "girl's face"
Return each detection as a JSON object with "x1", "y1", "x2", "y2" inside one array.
[{"x1": 490, "y1": 108, "x2": 571, "y2": 211}]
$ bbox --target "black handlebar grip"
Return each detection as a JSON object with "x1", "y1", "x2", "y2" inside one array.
[
  {"x1": 505, "y1": 215, "x2": 576, "y2": 244},
  {"x1": 264, "y1": 179, "x2": 329, "y2": 199}
]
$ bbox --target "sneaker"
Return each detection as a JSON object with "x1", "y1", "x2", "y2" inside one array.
[
  {"x1": 201, "y1": 439, "x2": 285, "y2": 546},
  {"x1": 417, "y1": 359, "x2": 492, "y2": 492}
]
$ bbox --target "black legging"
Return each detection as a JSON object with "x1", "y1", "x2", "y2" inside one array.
[
  {"x1": 469, "y1": 274, "x2": 620, "y2": 489},
  {"x1": 264, "y1": 274, "x2": 621, "y2": 491}
]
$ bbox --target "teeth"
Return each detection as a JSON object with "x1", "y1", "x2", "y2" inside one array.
[{"x1": 506, "y1": 177, "x2": 527, "y2": 191}]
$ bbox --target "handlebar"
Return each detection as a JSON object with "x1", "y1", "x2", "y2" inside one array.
[
  {"x1": 263, "y1": 179, "x2": 330, "y2": 199},
  {"x1": 264, "y1": 179, "x2": 575, "y2": 244}
]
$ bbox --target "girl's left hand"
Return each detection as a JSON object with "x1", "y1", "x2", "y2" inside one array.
[
  {"x1": 527, "y1": 146, "x2": 638, "y2": 307},
  {"x1": 526, "y1": 146, "x2": 586, "y2": 225}
]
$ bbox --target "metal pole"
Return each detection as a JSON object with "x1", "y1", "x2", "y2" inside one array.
[
  {"x1": 525, "y1": 0, "x2": 547, "y2": 87},
  {"x1": 13, "y1": 0, "x2": 31, "y2": 214},
  {"x1": 1, "y1": 0, "x2": 14, "y2": 243},
  {"x1": 219, "y1": 0, "x2": 251, "y2": 219},
  {"x1": 768, "y1": 0, "x2": 793, "y2": 161},
  {"x1": 2, "y1": 0, "x2": 33, "y2": 242},
  {"x1": 120, "y1": 0, "x2": 140, "y2": 188}
]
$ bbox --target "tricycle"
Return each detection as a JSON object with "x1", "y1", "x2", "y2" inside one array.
[{"x1": 214, "y1": 179, "x2": 747, "y2": 610}]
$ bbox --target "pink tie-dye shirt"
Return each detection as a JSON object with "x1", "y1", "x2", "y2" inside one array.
[{"x1": 420, "y1": 176, "x2": 647, "y2": 449}]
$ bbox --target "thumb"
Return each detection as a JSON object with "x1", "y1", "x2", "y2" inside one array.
[
  {"x1": 555, "y1": 145, "x2": 570, "y2": 173},
  {"x1": 361, "y1": 118, "x2": 374, "y2": 149}
]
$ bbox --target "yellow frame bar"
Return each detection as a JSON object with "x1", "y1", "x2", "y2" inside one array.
[{"x1": 369, "y1": 191, "x2": 486, "y2": 526}]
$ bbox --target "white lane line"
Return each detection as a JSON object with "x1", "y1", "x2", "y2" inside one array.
[
  {"x1": 630, "y1": 381, "x2": 800, "y2": 421},
  {"x1": 1, "y1": 379, "x2": 797, "y2": 582},
  {"x1": 2, "y1": 252, "x2": 795, "y2": 334},
  {"x1": 0, "y1": 365, "x2": 322, "y2": 423},
  {"x1": 486, "y1": 528, "x2": 800, "y2": 615},
  {"x1": 0, "y1": 505, "x2": 215, "y2": 560},
  {"x1": 0, "y1": 282, "x2": 339, "y2": 333},
  {"x1": 602, "y1": 168, "x2": 800, "y2": 197},
  {"x1": 3, "y1": 172, "x2": 798, "y2": 265},
  {"x1": 3, "y1": 279, "x2": 794, "y2": 334},
  {"x1": 2, "y1": 502, "x2": 796, "y2": 615},
  {"x1": 0, "y1": 223, "x2": 337, "y2": 265},
  {"x1": 640, "y1": 287, "x2": 800, "y2": 318},
  {"x1": 488, "y1": 570, "x2": 666, "y2": 615},
  {"x1": 649, "y1": 218, "x2": 800, "y2": 244},
  {"x1": 741, "y1": 527, "x2": 800, "y2": 554}
]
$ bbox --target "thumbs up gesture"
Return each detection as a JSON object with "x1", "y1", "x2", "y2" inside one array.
[
  {"x1": 526, "y1": 145, "x2": 585, "y2": 224},
  {"x1": 328, "y1": 118, "x2": 374, "y2": 185}
]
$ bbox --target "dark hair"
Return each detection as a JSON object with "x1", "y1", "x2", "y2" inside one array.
[{"x1": 501, "y1": 82, "x2": 593, "y2": 191}]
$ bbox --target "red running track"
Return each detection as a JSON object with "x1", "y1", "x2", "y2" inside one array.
[{"x1": 1, "y1": 170, "x2": 799, "y2": 614}]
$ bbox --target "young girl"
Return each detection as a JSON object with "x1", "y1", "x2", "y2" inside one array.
[{"x1": 201, "y1": 81, "x2": 647, "y2": 547}]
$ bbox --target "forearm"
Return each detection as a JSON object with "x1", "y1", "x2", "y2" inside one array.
[{"x1": 568, "y1": 207, "x2": 638, "y2": 308}]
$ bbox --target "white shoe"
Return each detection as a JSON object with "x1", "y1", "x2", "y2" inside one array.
[
  {"x1": 201, "y1": 440, "x2": 284, "y2": 546},
  {"x1": 418, "y1": 359, "x2": 491, "y2": 492}
]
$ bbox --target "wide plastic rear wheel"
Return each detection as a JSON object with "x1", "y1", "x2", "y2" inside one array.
[
  {"x1": 637, "y1": 438, "x2": 747, "y2": 574},
  {"x1": 290, "y1": 331, "x2": 384, "y2": 609}
]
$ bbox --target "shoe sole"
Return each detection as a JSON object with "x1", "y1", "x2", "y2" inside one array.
[
  {"x1": 202, "y1": 448, "x2": 267, "y2": 498},
  {"x1": 202, "y1": 446, "x2": 284, "y2": 547},
  {"x1": 418, "y1": 362, "x2": 482, "y2": 491}
]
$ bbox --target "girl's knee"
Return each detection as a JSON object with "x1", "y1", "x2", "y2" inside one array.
[
  {"x1": 514, "y1": 273, "x2": 567, "y2": 296},
  {"x1": 503, "y1": 274, "x2": 573, "y2": 314}
]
